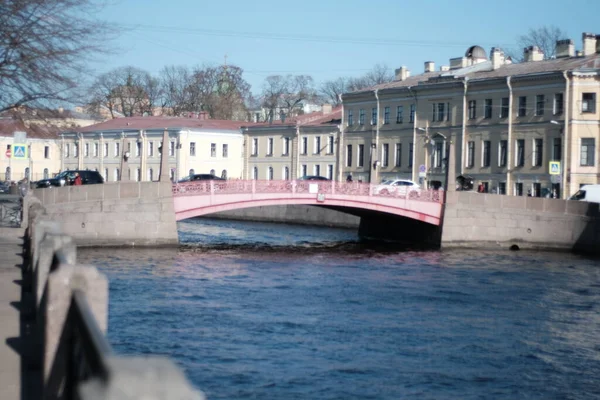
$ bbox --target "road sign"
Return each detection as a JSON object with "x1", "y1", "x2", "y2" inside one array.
[
  {"x1": 5, "y1": 149, "x2": 11, "y2": 158},
  {"x1": 419, "y1": 171, "x2": 427, "y2": 178},
  {"x1": 550, "y1": 174, "x2": 561, "y2": 184},
  {"x1": 13, "y1": 131, "x2": 26, "y2": 144},
  {"x1": 549, "y1": 161, "x2": 561, "y2": 175},
  {"x1": 12, "y1": 145, "x2": 27, "y2": 159},
  {"x1": 419, "y1": 164, "x2": 426, "y2": 173}
]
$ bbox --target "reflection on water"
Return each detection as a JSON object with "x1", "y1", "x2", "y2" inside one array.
[{"x1": 78, "y1": 218, "x2": 600, "y2": 400}]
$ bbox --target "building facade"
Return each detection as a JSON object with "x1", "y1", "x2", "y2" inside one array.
[
  {"x1": 60, "y1": 117, "x2": 247, "y2": 182},
  {"x1": 341, "y1": 34, "x2": 600, "y2": 198}
]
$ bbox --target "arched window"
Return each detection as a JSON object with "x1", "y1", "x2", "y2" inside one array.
[
  {"x1": 221, "y1": 170, "x2": 227, "y2": 179},
  {"x1": 25, "y1": 167, "x2": 30, "y2": 179},
  {"x1": 188, "y1": 169, "x2": 194, "y2": 176},
  {"x1": 5, "y1": 167, "x2": 11, "y2": 181},
  {"x1": 136, "y1": 168, "x2": 141, "y2": 182},
  {"x1": 148, "y1": 168, "x2": 153, "y2": 181},
  {"x1": 43, "y1": 168, "x2": 49, "y2": 179},
  {"x1": 114, "y1": 169, "x2": 120, "y2": 181},
  {"x1": 253, "y1": 167, "x2": 258, "y2": 180},
  {"x1": 268, "y1": 166, "x2": 273, "y2": 180},
  {"x1": 283, "y1": 166, "x2": 289, "y2": 180},
  {"x1": 210, "y1": 169, "x2": 215, "y2": 176}
]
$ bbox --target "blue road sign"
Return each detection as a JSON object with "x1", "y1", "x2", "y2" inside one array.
[
  {"x1": 549, "y1": 161, "x2": 561, "y2": 175},
  {"x1": 12, "y1": 145, "x2": 27, "y2": 159}
]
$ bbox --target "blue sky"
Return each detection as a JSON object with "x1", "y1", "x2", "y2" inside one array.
[{"x1": 95, "y1": 0, "x2": 600, "y2": 95}]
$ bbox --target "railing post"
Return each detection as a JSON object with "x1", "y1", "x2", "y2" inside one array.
[{"x1": 252, "y1": 180, "x2": 256, "y2": 194}]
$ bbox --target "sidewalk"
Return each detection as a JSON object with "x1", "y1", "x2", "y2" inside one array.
[{"x1": 0, "y1": 227, "x2": 25, "y2": 400}]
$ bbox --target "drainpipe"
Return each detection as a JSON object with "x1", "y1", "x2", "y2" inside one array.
[
  {"x1": 562, "y1": 71, "x2": 570, "y2": 199},
  {"x1": 99, "y1": 133, "x2": 104, "y2": 178},
  {"x1": 60, "y1": 134, "x2": 65, "y2": 172},
  {"x1": 506, "y1": 76, "x2": 513, "y2": 195},
  {"x1": 296, "y1": 124, "x2": 301, "y2": 178},
  {"x1": 77, "y1": 132, "x2": 83, "y2": 169},
  {"x1": 338, "y1": 94, "x2": 344, "y2": 182},
  {"x1": 461, "y1": 79, "x2": 468, "y2": 180},
  {"x1": 373, "y1": 89, "x2": 380, "y2": 183},
  {"x1": 407, "y1": 86, "x2": 418, "y2": 183}
]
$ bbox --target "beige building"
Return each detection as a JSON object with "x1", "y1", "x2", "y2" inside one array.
[
  {"x1": 60, "y1": 116, "x2": 248, "y2": 182},
  {"x1": 341, "y1": 33, "x2": 600, "y2": 198},
  {"x1": 242, "y1": 105, "x2": 341, "y2": 180}
]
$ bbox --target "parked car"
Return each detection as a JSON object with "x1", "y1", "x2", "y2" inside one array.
[
  {"x1": 178, "y1": 174, "x2": 226, "y2": 183},
  {"x1": 373, "y1": 179, "x2": 420, "y2": 196},
  {"x1": 298, "y1": 175, "x2": 330, "y2": 181},
  {"x1": 35, "y1": 170, "x2": 104, "y2": 188}
]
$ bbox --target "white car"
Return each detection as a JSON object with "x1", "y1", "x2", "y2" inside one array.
[{"x1": 374, "y1": 179, "x2": 421, "y2": 197}]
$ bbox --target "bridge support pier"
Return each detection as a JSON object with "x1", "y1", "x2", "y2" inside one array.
[{"x1": 358, "y1": 214, "x2": 442, "y2": 248}]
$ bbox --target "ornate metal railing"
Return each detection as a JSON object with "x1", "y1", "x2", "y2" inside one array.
[
  {"x1": 172, "y1": 180, "x2": 444, "y2": 203},
  {"x1": 0, "y1": 195, "x2": 21, "y2": 227}
]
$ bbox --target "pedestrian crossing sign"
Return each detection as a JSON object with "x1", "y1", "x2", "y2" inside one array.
[
  {"x1": 12, "y1": 145, "x2": 27, "y2": 159},
  {"x1": 549, "y1": 161, "x2": 561, "y2": 175}
]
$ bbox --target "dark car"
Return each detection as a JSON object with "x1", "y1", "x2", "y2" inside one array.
[
  {"x1": 298, "y1": 175, "x2": 330, "y2": 181},
  {"x1": 35, "y1": 170, "x2": 104, "y2": 188},
  {"x1": 178, "y1": 174, "x2": 226, "y2": 183}
]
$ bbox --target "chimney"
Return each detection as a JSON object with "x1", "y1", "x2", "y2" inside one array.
[
  {"x1": 439, "y1": 65, "x2": 450, "y2": 72},
  {"x1": 582, "y1": 32, "x2": 596, "y2": 56},
  {"x1": 555, "y1": 39, "x2": 575, "y2": 58},
  {"x1": 576, "y1": 50, "x2": 583, "y2": 57},
  {"x1": 424, "y1": 61, "x2": 435, "y2": 73},
  {"x1": 57, "y1": 107, "x2": 64, "y2": 114},
  {"x1": 523, "y1": 46, "x2": 544, "y2": 62},
  {"x1": 449, "y1": 57, "x2": 468, "y2": 69},
  {"x1": 322, "y1": 104, "x2": 332, "y2": 114},
  {"x1": 490, "y1": 47, "x2": 505, "y2": 70},
  {"x1": 395, "y1": 66, "x2": 410, "y2": 81}
]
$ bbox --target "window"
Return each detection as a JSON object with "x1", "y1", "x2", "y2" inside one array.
[
  {"x1": 581, "y1": 138, "x2": 595, "y2": 166},
  {"x1": 468, "y1": 100, "x2": 476, "y2": 119},
  {"x1": 552, "y1": 138, "x2": 562, "y2": 161},
  {"x1": 114, "y1": 143, "x2": 120, "y2": 157},
  {"x1": 189, "y1": 169, "x2": 195, "y2": 176},
  {"x1": 395, "y1": 143, "x2": 402, "y2": 167},
  {"x1": 467, "y1": 141, "x2": 475, "y2": 167},
  {"x1": 499, "y1": 140, "x2": 507, "y2": 167},
  {"x1": 222, "y1": 144, "x2": 228, "y2": 158},
  {"x1": 371, "y1": 107, "x2": 377, "y2": 125},
  {"x1": 327, "y1": 165, "x2": 333, "y2": 180},
  {"x1": 358, "y1": 144, "x2": 364, "y2": 167},
  {"x1": 484, "y1": 99, "x2": 492, "y2": 119},
  {"x1": 536, "y1": 95, "x2": 545, "y2": 116},
  {"x1": 93, "y1": 143, "x2": 99, "y2": 157},
  {"x1": 148, "y1": 168, "x2": 153, "y2": 182},
  {"x1": 253, "y1": 167, "x2": 258, "y2": 180},
  {"x1": 210, "y1": 169, "x2": 215, "y2": 176},
  {"x1": 135, "y1": 142, "x2": 141, "y2": 157},
  {"x1": 221, "y1": 170, "x2": 227, "y2": 179},
  {"x1": 434, "y1": 142, "x2": 443, "y2": 168},
  {"x1": 346, "y1": 145, "x2": 352, "y2": 167},
  {"x1": 301, "y1": 137, "x2": 308, "y2": 155},
  {"x1": 44, "y1": 146, "x2": 50, "y2": 159},
  {"x1": 114, "y1": 169, "x2": 119, "y2": 181},
  {"x1": 148, "y1": 142, "x2": 153, "y2": 157},
  {"x1": 359, "y1": 109, "x2": 365, "y2": 125},
  {"x1": 283, "y1": 137, "x2": 290, "y2": 155},
  {"x1": 482, "y1": 140, "x2": 491, "y2": 167},
  {"x1": 396, "y1": 106, "x2": 403, "y2": 123},
  {"x1": 314, "y1": 165, "x2": 320, "y2": 177},
  {"x1": 301, "y1": 164, "x2": 307, "y2": 177},
  {"x1": 498, "y1": 182, "x2": 506, "y2": 195},
  {"x1": 84, "y1": 143, "x2": 89, "y2": 157},
  {"x1": 516, "y1": 139, "x2": 525, "y2": 166},
  {"x1": 135, "y1": 168, "x2": 141, "y2": 182},
  {"x1": 267, "y1": 138, "x2": 273, "y2": 156},
  {"x1": 73, "y1": 143, "x2": 79, "y2": 158},
  {"x1": 348, "y1": 110, "x2": 353, "y2": 126},
  {"x1": 582, "y1": 93, "x2": 596, "y2": 113},
  {"x1": 327, "y1": 136, "x2": 334, "y2": 154},
  {"x1": 169, "y1": 141, "x2": 175, "y2": 156},
  {"x1": 409, "y1": 104, "x2": 415, "y2": 123},
  {"x1": 210, "y1": 143, "x2": 216, "y2": 157},
  {"x1": 515, "y1": 182, "x2": 523, "y2": 196},
  {"x1": 501, "y1": 97, "x2": 509, "y2": 118},
  {"x1": 268, "y1": 166, "x2": 273, "y2": 180},
  {"x1": 408, "y1": 143, "x2": 413, "y2": 167},
  {"x1": 533, "y1": 138, "x2": 543, "y2": 166},
  {"x1": 436, "y1": 103, "x2": 445, "y2": 121},
  {"x1": 382, "y1": 143, "x2": 389, "y2": 167},
  {"x1": 314, "y1": 136, "x2": 321, "y2": 155},
  {"x1": 190, "y1": 142, "x2": 196, "y2": 156},
  {"x1": 284, "y1": 166, "x2": 290, "y2": 180},
  {"x1": 104, "y1": 168, "x2": 108, "y2": 182},
  {"x1": 518, "y1": 96, "x2": 527, "y2": 117},
  {"x1": 252, "y1": 138, "x2": 258, "y2": 156},
  {"x1": 104, "y1": 143, "x2": 109, "y2": 158},
  {"x1": 43, "y1": 168, "x2": 49, "y2": 179},
  {"x1": 384, "y1": 106, "x2": 390, "y2": 124},
  {"x1": 65, "y1": 144, "x2": 69, "y2": 158},
  {"x1": 554, "y1": 93, "x2": 564, "y2": 115}
]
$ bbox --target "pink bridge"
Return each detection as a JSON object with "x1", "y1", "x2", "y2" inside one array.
[{"x1": 172, "y1": 180, "x2": 444, "y2": 226}]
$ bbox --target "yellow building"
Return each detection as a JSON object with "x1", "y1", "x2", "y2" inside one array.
[
  {"x1": 341, "y1": 33, "x2": 600, "y2": 198},
  {"x1": 60, "y1": 116, "x2": 247, "y2": 182}
]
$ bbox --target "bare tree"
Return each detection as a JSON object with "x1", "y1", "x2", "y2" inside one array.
[
  {"x1": 0, "y1": 0, "x2": 113, "y2": 113},
  {"x1": 363, "y1": 64, "x2": 394, "y2": 86},
  {"x1": 507, "y1": 25, "x2": 568, "y2": 62},
  {"x1": 319, "y1": 64, "x2": 394, "y2": 104},
  {"x1": 319, "y1": 77, "x2": 348, "y2": 106},
  {"x1": 260, "y1": 74, "x2": 317, "y2": 122},
  {"x1": 160, "y1": 65, "x2": 194, "y2": 116}
]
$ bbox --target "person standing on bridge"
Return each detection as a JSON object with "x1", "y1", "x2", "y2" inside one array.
[
  {"x1": 346, "y1": 174, "x2": 353, "y2": 182},
  {"x1": 73, "y1": 172, "x2": 82, "y2": 186}
]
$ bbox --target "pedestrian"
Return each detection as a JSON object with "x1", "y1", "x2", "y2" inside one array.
[
  {"x1": 346, "y1": 173, "x2": 353, "y2": 182},
  {"x1": 73, "y1": 172, "x2": 82, "y2": 186},
  {"x1": 477, "y1": 183, "x2": 485, "y2": 193}
]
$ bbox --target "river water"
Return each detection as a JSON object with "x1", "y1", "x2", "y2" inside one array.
[{"x1": 78, "y1": 218, "x2": 600, "y2": 400}]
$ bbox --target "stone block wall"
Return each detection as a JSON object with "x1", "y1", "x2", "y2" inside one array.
[
  {"x1": 32, "y1": 182, "x2": 178, "y2": 247},
  {"x1": 442, "y1": 191, "x2": 600, "y2": 252}
]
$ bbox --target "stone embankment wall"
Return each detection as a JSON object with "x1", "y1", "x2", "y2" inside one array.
[
  {"x1": 32, "y1": 182, "x2": 178, "y2": 247},
  {"x1": 442, "y1": 191, "x2": 600, "y2": 252}
]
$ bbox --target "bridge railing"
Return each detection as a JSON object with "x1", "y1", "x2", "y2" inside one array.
[
  {"x1": 172, "y1": 180, "x2": 444, "y2": 203},
  {"x1": 22, "y1": 194, "x2": 205, "y2": 400}
]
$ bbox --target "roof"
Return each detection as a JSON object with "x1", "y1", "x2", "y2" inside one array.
[
  {"x1": 248, "y1": 106, "x2": 342, "y2": 128},
  {"x1": 348, "y1": 54, "x2": 600, "y2": 95},
  {"x1": 68, "y1": 116, "x2": 255, "y2": 133},
  {"x1": 0, "y1": 118, "x2": 61, "y2": 140}
]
